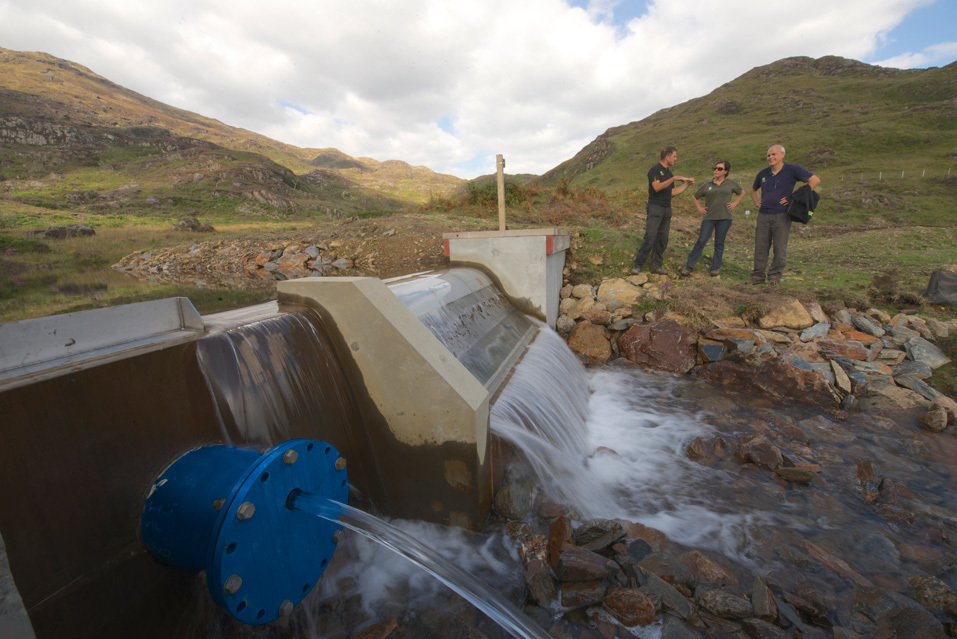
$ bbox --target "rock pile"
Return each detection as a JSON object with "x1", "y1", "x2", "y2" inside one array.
[
  {"x1": 559, "y1": 275, "x2": 957, "y2": 430},
  {"x1": 114, "y1": 237, "x2": 376, "y2": 289}
]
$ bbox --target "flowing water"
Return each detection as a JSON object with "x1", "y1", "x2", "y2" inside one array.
[{"x1": 291, "y1": 493, "x2": 551, "y2": 639}]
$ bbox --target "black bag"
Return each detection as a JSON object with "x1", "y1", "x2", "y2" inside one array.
[
  {"x1": 925, "y1": 269, "x2": 957, "y2": 305},
  {"x1": 787, "y1": 184, "x2": 820, "y2": 225}
]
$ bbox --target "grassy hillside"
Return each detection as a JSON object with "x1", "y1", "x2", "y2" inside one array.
[
  {"x1": 540, "y1": 56, "x2": 957, "y2": 228},
  {"x1": 0, "y1": 46, "x2": 463, "y2": 215}
]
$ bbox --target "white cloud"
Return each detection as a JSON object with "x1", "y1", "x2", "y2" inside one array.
[
  {"x1": 874, "y1": 40, "x2": 957, "y2": 69},
  {"x1": 0, "y1": 0, "x2": 951, "y2": 178}
]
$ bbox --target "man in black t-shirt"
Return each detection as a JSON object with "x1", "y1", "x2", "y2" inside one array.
[{"x1": 631, "y1": 146, "x2": 694, "y2": 275}]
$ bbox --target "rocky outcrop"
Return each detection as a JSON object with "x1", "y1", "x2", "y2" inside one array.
[{"x1": 559, "y1": 278, "x2": 957, "y2": 427}]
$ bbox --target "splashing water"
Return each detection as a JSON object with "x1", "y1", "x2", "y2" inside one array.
[
  {"x1": 490, "y1": 327, "x2": 621, "y2": 514},
  {"x1": 290, "y1": 492, "x2": 550, "y2": 639}
]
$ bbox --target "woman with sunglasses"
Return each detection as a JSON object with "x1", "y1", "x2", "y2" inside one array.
[{"x1": 680, "y1": 160, "x2": 745, "y2": 277}]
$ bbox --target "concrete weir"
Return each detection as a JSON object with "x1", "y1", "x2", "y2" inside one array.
[{"x1": 0, "y1": 230, "x2": 569, "y2": 637}]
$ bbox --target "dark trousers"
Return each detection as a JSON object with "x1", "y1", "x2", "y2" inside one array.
[
  {"x1": 685, "y1": 218, "x2": 732, "y2": 271},
  {"x1": 633, "y1": 204, "x2": 671, "y2": 270},
  {"x1": 751, "y1": 213, "x2": 792, "y2": 280}
]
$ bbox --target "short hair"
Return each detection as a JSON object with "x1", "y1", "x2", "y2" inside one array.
[
  {"x1": 717, "y1": 160, "x2": 731, "y2": 174},
  {"x1": 660, "y1": 146, "x2": 677, "y2": 159},
  {"x1": 768, "y1": 144, "x2": 786, "y2": 154}
]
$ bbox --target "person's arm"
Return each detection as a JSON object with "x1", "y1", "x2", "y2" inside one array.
[
  {"x1": 750, "y1": 187, "x2": 761, "y2": 207},
  {"x1": 693, "y1": 194, "x2": 707, "y2": 215},
  {"x1": 671, "y1": 177, "x2": 694, "y2": 196},
  {"x1": 651, "y1": 175, "x2": 678, "y2": 192},
  {"x1": 808, "y1": 174, "x2": 821, "y2": 190}
]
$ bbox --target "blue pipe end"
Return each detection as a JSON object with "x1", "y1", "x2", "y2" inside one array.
[{"x1": 141, "y1": 439, "x2": 348, "y2": 625}]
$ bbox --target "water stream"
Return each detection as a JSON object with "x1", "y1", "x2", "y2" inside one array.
[{"x1": 290, "y1": 492, "x2": 550, "y2": 639}]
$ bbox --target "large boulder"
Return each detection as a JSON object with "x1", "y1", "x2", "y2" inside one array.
[
  {"x1": 693, "y1": 360, "x2": 839, "y2": 407},
  {"x1": 567, "y1": 320, "x2": 611, "y2": 366},
  {"x1": 618, "y1": 320, "x2": 698, "y2": 374},
  {"x1": 757, "y1": 297, "x2": 814, "y2": 330}
]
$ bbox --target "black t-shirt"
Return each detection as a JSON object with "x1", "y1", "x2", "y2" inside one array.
[{"x1": 647, "y1": 163, "x2": 673, "y2": 207}]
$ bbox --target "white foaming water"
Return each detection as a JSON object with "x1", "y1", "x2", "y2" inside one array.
[
  {"x1": 490, "y1": 327, "x2": 619, "y2": 514},
  {"x1": 295, "y1": 495, "x2": 547, "y2": 639},
  {"x1": 492, "y1": 329, "x2": 763, "y2": 559}
]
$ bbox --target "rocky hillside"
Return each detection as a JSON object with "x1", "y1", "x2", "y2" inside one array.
[{"x1": 0, "y1": 47, "x2": 463, "y2": 221}]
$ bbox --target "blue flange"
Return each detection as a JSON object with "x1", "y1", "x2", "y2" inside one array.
[{"x1": 141, "y1": 439, "x2": 348, "y2": 625}]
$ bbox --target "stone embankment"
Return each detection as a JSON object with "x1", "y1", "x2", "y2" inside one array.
[{"x1": 558, "y1": 274, "x2": 957, "y2": 431}]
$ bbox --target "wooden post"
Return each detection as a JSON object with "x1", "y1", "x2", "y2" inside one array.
[{"x1": 496, "y1": 154, "x2": 506, "y2": 231}]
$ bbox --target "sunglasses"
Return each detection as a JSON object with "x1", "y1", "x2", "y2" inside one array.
[{"x1": 713, "y1": 166, "x2": 727, "y2": 171}]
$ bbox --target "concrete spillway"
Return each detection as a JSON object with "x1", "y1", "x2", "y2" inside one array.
[{"x1": 0, "y1": 266, "x2": 544, "y2": 637}]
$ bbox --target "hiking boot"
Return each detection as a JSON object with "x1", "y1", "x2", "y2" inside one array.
[
  {"x1": 651, "y1": 267, "x2": 668, "y2": 275},
  {"x1": 748, "y1": 276, "x2": 765, "y2": 286},
  {"x1": 680, "y1": 267, "x2": 693, "y2": 277},
  {"x1": 709, "y1": 270, "x2": 720, "y2": 277},
  {"x1": 630, "y1": 267, "x2": 642, "y2": 275},
  {"x1": 767, "y1": 277, "x2": 781, "y2": 287}
]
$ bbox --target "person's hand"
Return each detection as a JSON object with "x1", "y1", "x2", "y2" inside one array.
[
  {"x1": 779, "y1": 197, "x2": 789, "y2": 205},
  {"x1": 726, "y1": 201, "x2": 737, "y2": 210}
]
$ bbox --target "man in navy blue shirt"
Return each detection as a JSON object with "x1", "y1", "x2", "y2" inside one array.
[
  {"x1": 631, "y1": 146, "x2": 694, "y2": 275},
  {"x1": 748, "y1": 145, "x2": 820, "y2": 286}
]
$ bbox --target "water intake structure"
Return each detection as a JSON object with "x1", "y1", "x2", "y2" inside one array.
[{"x1": 0, "y1": 249, "x2": 568, "y2": 638}]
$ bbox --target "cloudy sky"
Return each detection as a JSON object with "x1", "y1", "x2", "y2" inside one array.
[{"x1": 1, "y1": 0, "x2": 955, "y2": 178}]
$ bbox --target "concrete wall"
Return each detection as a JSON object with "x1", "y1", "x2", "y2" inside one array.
[
  {"x1": 442, "y1": 228, "x2": 570, "y2": 329},
  {"x1": 279, "y1": 277, "x2": 493, "y2": 530}
]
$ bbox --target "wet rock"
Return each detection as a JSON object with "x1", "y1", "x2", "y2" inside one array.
[
  {"x1": 850, "y1": 587, "x2": 946, "y2": 638},
  {"x1": 774, "y1": 466, "x2": 817, "y2": 483},
  {"x1": 696, "y1": 586, "x2": 753, "y2": 619},
  {"x1": 602, "y1": 587, "x2": 656, "y2": 626},
  {"x1": 751, "y1": 577, "x2": 778, "y2": 622},
  {"x1": 613, "y1": 538, "x2": 653, "y2": 583},
  {"x1": 740, "y1": 617, "x2": 788, "y2": 638},
  {"x1": 635, "y1": 567, "x2": 695, "y2": 619},
  {"x1": 904, "y1": 336, "x2": 951, "y2": 369},
  {"x1": 618, "y1": 320, "x2": 698, "y2": 374},
  {"x1": 918, "y1": 407, "x2": 949, "y2": 433},
  {"x1": 789, "y1": 582, "x2": 828, "y2": 618},
  {"x1": 757, "y1": 298, "x2": 814, "y2": 330},
  {"x1": 908, "y1": 575, "x2": 957, "y2": 617},
  {"x1": 519, "y1": 534, "x2": 548, "y2": 566},
  {"x1": 561, "y1": 580, "x2": 606, "y2": 608},
  {"x1": 524, "y1": 558, "x2": 558, "y2": 606},
  {"x1": 859, "y1": 384, "x2": 931, "y2": 414},
  {"x1": 547, "y1": 516, "x2": 575, "y2": 572},
  {"x1": 931, "y1": 395, "x2": 957, "y2": 424},
  {"x1": 856, "y1": 459, "x2": 881, "y2": 502},
  {"x1": 556, "y1": 547, "x2": 619, "y2": 582},
  {"x1": 638, "y1": 553, "x2": 696, "y2": 595},
  {"x1": 493, "y1": 480, "x2": 533, "y2": 519},
  {"x1": 694, "y1": 360, "x2": 839, "y2": 408},
  {"x1": 351, "y1": 617, "x2": 399, "y2": 639},
  {"x1": 679, "y1": 550, "x2": 737, "y2": 586},
  {"x1": 736, "y1": 435, "x2": 784, "y2": 469},
  {"x1": 567, "y1": 320, "x2": 611, "y2": 366},
  {"x1": 573, "y1": 519, "x2": 625, "y2": 552}
]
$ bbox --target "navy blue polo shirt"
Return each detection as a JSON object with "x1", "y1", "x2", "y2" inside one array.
[{"x1": 752, "y1": 162, "x2": 814, "y2": 214}]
